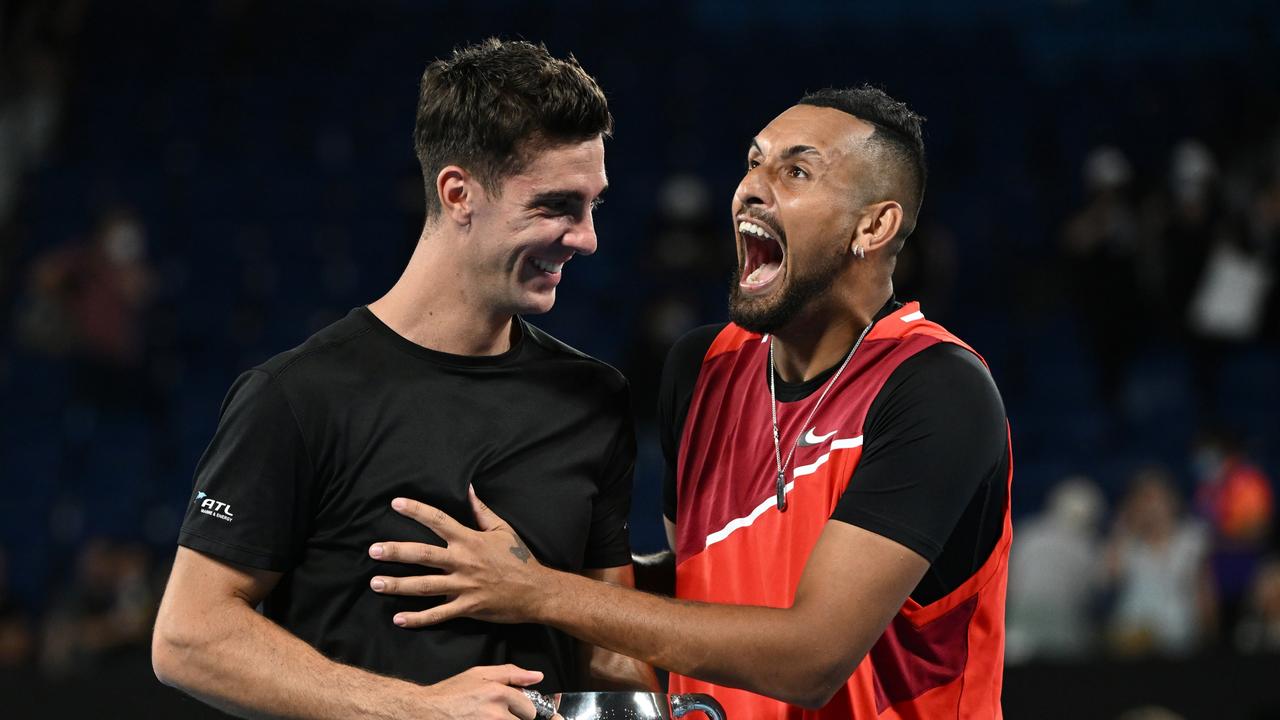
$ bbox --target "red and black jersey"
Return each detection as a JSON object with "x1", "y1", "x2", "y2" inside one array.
[{"x1": 661, "y1": 301, "x2": 1012, "y2": 719}]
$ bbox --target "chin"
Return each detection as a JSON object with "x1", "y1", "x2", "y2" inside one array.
[{"x1": 513, "y1": 290, "x2": 557, "y2": 316}]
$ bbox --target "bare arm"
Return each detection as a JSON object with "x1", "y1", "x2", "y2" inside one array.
[
  {"x1": 153, "y1": 546, "x2": 544, "y2": 720},
  {"x1": 577, "y1": 565, "x2": 660, "y2": 691},
  {"x1": 371, "y1": 494, "x2": 928, "y2": 708}
]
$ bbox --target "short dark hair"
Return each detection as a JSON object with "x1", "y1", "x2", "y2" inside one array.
[
  {"x1": 413, "y1": 38, "x2": 613, "y2": 218},
  {"x1": 799, "y1": 85, "x2": 926, "y2": 243}
]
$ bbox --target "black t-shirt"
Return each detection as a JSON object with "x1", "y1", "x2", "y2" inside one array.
[
  {"x1": 179, "y1": 307, "x2": 634, "y2": 691},
  {"x1": 660, "y1": 303, "x2": 1008, "y2": 605}
]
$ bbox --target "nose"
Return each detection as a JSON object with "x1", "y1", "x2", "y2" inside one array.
[
  {"x1": 563, "y1": 212, "x2": 598, "y2": 256},
  {"x1": 734, "y1": 166, "x2": 773, "y2": 210}
]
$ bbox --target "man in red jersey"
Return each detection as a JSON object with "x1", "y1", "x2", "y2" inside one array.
[{"x1": 371, "y1": 86, "x2": 1012, "y2": 719}]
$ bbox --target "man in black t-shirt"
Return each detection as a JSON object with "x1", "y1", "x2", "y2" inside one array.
[
  {"x1": 364, "y1": 87, "x2": 1012, "y2": 716},
  {"x1": 152, "y1": 39, "x2": 654, "y2": 720}
]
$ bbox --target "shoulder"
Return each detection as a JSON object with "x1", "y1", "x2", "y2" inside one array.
[
  {"x1": 521, "y1": 320, "x2": 629, "y2": 394},
  {"x1": 660, "y1": 324, "x2": 732, "y2": 394},
  {"x1": 863, "y1": 340, "x2": 1007, "y2": 460},
  {"x1": 880, "y1": 341, "x2": 1003, "y2": 409},
  {"x1": 663, "y1": 323, "x2": 728, "y2": 381},
  {"x1": 252, "y1": 309, "x2": 377, "y2": 385},
  {"x1": 233, "y1": 310, "x2": 380, "y2": 418}
]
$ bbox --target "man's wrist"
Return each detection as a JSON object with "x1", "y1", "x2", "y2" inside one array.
[{"x1": 526, "y1": 564, "x2": 576, "y2": 624}]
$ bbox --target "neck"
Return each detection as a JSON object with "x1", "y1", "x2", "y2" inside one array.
[
  {"x1": 368, "y1": 223, "x2": 514, "y2": 356},
  {"x1": 771, "y1": 274, "x2": 893, "y2": 383}
]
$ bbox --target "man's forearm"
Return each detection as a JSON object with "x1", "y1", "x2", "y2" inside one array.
[
  {"x1": 580, "y1": 564, "x2": 661, "y2": 692},
  {"x1": 154, "y1": 599, "x2": 430, "y2": 720},
  {"x1": 533, "y1": 570, "x2": 854, "y2": 708}
]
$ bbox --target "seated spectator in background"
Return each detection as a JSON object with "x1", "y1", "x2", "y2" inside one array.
[
  {"x1": 40, "y1": 538, "x2": 155, "y2": 675},
  {"x1": 1194, "y1": 429, "x2": 1276, "y2": 636},
  {"x1": 0, "y1": 548, "x2": 34, "y2": 668},
  {"x1": 1235, "y1": 558, "x2": 1280, "y2": 653},
  {"x1": 1007, "y1": 476, "x2": 1106, "y2": 662},
  {"x1": 1106, "y1": 466, "x2": 1214, "y2": 656}
]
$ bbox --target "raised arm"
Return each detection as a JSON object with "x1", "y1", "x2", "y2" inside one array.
[{"x1": 153, "y1": 546, "x2": 544, "y2": 720}]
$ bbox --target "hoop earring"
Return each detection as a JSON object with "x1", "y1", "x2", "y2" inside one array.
[{"x1": 853, "y1": 244, "x2": 866, "y2": 259}]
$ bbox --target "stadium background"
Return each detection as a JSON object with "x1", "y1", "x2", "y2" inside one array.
[{"x1": 1, "y1": 0, "x2": 1278, "y2": 717}]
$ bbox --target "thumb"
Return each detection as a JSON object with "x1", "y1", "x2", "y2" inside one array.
[{"x1": 469, "y1": 484, "x2": 506, "y2": 532}]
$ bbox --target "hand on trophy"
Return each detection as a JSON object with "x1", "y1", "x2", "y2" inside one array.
[
  {"x1": 369, "y1": 486, "x2": 553, "y2": 628},
  {"x1": 420, "y1": 665, "x2": 559, "y2": 720}
]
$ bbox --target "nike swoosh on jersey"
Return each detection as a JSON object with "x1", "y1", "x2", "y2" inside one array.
[{"x1": 797, "y1": 427, "x2": 838, "y2": 446}]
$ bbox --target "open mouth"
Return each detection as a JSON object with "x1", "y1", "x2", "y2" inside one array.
[
  {"x1": 530, "y1": 257, "x2": 566, "y2": 275},
  {"x1": 738, "y1": 219, "x2": 785, "y2": 290}
]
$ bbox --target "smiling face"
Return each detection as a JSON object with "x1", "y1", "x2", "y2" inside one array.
[
  {"x1": 464, "y1": 135, "x2": 608, "y2": 316},
  {"x1": 728, "y1": 104, "x2": 877, "y2": 334}
]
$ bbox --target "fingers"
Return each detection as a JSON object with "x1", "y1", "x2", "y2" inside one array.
[
  {"x1": 369, "y1": 573, "x2": 465, "y2": 597},
  {"x1": 368, "y1": 541, "x2": 453, "y2": 569},
  {"x1": 504, "y1": 686, "x2": 538, "y2": 720},
  {"x1": 392, "y1": 599, "x2": 468, "y2": 628},
  {"x1": 471, "y1": 663, "x2": 544, "y2": 687},
  {"x1": 469, "y1": 484, "x2": 506, "y2": 532},
  {"x1": 391, "y1": 497, "x2": 467, "y2": 540}
]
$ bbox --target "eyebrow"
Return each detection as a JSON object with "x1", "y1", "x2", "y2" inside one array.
[
  {"x1": 529, "y1": 185, "x2": 609, "y2": 207},
  {"x1": 749, "y1": 139, "x2": 824, "y2": 161}
]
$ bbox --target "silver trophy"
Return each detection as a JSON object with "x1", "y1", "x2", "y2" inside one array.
[{"x1": 523, "y1": 690, "x2": 726, "y2": 720}]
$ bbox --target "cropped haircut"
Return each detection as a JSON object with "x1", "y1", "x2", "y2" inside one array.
[
  {"x1": 799, "y1": 85, "x2": 926, "y2": 243},
  {"x1": 413, "y1": 38, "x2": 613, "y2": 218}
]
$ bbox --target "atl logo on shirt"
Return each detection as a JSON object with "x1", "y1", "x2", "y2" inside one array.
[{"x1": 194, "y1": 490, "x2": 234, "y2": 522}]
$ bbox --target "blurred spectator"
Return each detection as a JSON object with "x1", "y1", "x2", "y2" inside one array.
[
  {"x1": 1235, "y1": 558, "x2": 1280, "y2": 653},
  {"x1": 38, "y1": 538, "x2": 155, "y2": 676},
  {"x1": 1193, "y1": 429, "x2": 1275, "y2": 637},
  {"x1": 1142, "y1": 139, "x2": 1275, "y2": 414},
  {"x1": 1144, "y1": 139, "x2": 1224, "y2": 332},
  {"x1": 1006, "y1": 476, "x2": 1107, "y2": 662},
  {"x1": 21, "y1": 207, "x2": 154, "y2": 379},
  {"x1": 0, "y1": 547, "x2": 35, "y2": 668},
  {"x1": 0, "y1": 0, "x2": 81, "y2": 224},
  {"x1": 1061, "y1": 145, "x2": 1141, "y2": 404},
  {"x1": 1106, "y1": 466, "x2": 1214, "y2": 656},
  {"x1": 17, "y1": 206, "x2": 162, "y2": 520}
]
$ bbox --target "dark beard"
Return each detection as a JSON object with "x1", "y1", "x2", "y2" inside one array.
[{"x1": 727, "y1": 251, "x2": 844, "y2": 334}]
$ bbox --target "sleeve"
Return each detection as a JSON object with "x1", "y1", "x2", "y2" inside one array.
[
  {"x1": 659, "y1": 324, "x2": 725, "y2": 523},
  {"x1": 831, "y1": 343, "x2": 1007, "y2": 563},
  {"x1": 177, "y1": 369, "x2": 315, "y2": 572},
  {"x1": 582, "y1": 381, "x2": 637, "y2": 569}
]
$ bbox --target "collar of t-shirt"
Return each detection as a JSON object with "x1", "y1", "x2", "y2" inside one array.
[
  {"x1": 356, "y1": 306, "x2": 529, "y2": 368},
  {"x1": 771, "y1": 296, "x2": 904, "y2": 403}
]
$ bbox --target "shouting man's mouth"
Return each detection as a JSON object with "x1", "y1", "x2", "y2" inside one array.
[{"x1": 738, "y1": 218, "x2": 785, "y2": 293}]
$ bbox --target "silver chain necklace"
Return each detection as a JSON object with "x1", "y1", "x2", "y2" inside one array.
[{"x1": 769, "y1": 321, "x2": 874, "y2": 511}]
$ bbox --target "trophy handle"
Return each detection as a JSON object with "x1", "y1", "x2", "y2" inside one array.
[{"x1": 672, "y1": 693, "x2": 726, "y2": 720}]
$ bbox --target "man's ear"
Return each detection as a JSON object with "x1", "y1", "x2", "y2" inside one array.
[
  {"x1": 851, "y1": 200, "x2": 904, "y2": 256},
  {"x1": 436, "y1": 165, "x2": 477, "y2": 226}
]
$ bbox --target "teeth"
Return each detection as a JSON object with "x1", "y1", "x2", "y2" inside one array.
[
  {"x1": 737, "y1": 220, "x2": 774, "y2": 240},
  {"x1": 531, "y1": 258, "x2": 564, "y2": 273}
]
